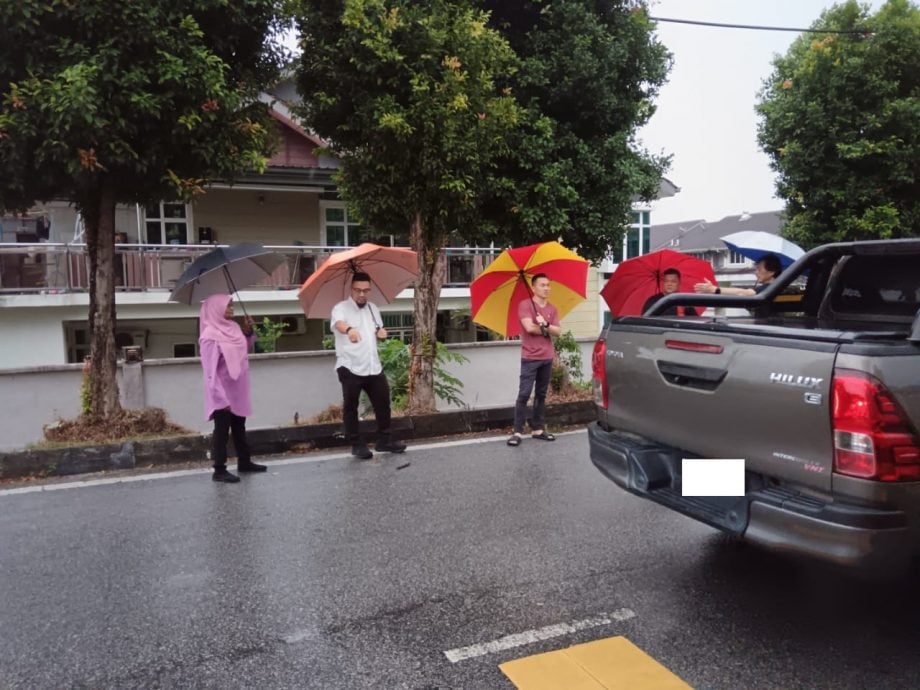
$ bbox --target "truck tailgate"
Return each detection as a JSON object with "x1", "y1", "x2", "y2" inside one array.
[{"x1": 603, "y1": 324, "x2": 838, "y2": 492}]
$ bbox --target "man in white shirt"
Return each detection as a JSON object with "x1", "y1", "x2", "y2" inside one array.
[{"x1": 331, "y1": 272, "x2": 407, "y2": 459}]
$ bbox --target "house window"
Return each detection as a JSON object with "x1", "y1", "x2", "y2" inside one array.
[
  {"x1": 729, "y1": 250, "x2": 746, "y2": 264},
  {"x1": 66, "y1": 326, "x2": 91, "y2": 364},
  {"x1": 626, "y1": 229, "x2": 640, "y2": 259},
  {"x1": 144, "y1": 202, "x2": 191, "y2": 245},
  {"x1": 623, "y1": 208, "x2": 651, "y2": 260},
  {"x1": 382, "y1": 312, "x2": 414, "y2": 343},
  {"x1": 322, "y1": 204, "x2": 363, "y2": 247}
]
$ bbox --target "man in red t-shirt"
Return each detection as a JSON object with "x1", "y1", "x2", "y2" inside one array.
[{"x1": 508, "y1": 273, "x2": 562, "y2": 447}]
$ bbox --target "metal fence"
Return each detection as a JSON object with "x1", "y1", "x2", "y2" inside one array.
[{"x1": 0, "y1": 243, "x2": 500, "y2": 294}]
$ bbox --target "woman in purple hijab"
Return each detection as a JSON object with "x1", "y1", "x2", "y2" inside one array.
[{"x1": 199, "y1": 294, "x2": 265, "y2": 482}]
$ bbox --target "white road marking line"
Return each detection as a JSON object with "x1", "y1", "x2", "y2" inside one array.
[
  {"x1": 0, "y1": 428, "x2": 588, "y2": 497},
  {"x1": 443, "y1": 608, "x2": 636, "y2": 663},
  {"x1": 406, "y1": 427, "x2": 585, "y2": 453}
]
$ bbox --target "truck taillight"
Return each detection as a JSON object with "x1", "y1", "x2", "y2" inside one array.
[
  {"x1": 592, "y1": 338, "x2": 608, "y2": 409},
  {"x1": 832, "y1": 369, "x2": 920, "y2": 482}
]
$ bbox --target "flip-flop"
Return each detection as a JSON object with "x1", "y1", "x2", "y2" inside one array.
[
  {"x1": 507, "y1": 435, "x2": 522, "y2": 447},
  {"x1": 531, "y1": 431, "x2": 556, "y2": 441}
]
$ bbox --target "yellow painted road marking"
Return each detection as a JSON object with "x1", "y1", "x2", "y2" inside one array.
[{"x1": 500, "y1": 635, "x2": 692, "y2": 690}]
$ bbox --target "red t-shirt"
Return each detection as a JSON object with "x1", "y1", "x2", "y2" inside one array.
[{"x1": 518, "y1": 299, "x2": 559, "y2": 361}]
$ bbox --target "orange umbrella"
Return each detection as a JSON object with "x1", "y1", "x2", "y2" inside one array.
[
  {"x1": 297, "y1": 243, "x2": 418, "y2": 319},
  {"x1": 470, "y1": 241, "x2": 589, "y2": 337}
]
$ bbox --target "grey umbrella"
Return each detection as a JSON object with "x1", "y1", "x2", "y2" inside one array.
[{"x1": 168, "y1": 243, "x2": 286, "y2": 315}]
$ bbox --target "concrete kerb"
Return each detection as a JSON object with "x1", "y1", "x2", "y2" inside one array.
[{"x1": 0, "y1": 400, "x2": 594, "y2": 481}]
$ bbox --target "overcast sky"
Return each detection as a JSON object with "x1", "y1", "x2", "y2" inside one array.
[
  {"x1": 282, "y1": 2, "x2": 886, "y2": 226},
  {"x1": 640, "y1": 0, "x2": 884, "y2": 225}
]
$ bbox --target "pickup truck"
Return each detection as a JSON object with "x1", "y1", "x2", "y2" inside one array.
[{"x1": 588, "y1": 239, "x2": 920, "y2": 569}]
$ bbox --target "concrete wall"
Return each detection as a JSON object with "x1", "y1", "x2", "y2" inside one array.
[
  {"x1": 0, "y1": 307, "x2": 71, "y2": 365},
  {"x1": 193, "y1": 188, "x2": 322, "y2": 246},
  {"x1": 0, "y1": 340, "x2": 597, "y2": 452},
  {"x1": 562, "y1": 266, "x2": 604, "y2": 339}
]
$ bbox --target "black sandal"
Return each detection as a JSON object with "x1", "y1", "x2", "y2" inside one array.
[
  {"x1": 507, "y1": 435, "x2": 522, "y2": 447},
  {"x1": 531, "y1": 431, "x2": 556, "y2": 441}
]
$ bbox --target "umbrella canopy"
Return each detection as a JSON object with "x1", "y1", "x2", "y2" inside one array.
[
  {"x1": 720, "y1": 230, "x2": 805, "y2": 270},
  {"x1": 601, "y1": 249, "x2": 716, "y2": 317},
  {"x1": 297, "y1": 243, "x2": 418, "y2": 319},
  {"x1": 168, "y1": 243, "x2": 286, "y2": 305},
  {"x1": 470, "y1": 241, "x2": 589, "y2": 337}
]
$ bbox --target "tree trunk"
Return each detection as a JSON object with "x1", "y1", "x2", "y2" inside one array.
[
  {"x1": 83, "y1": 179, "x2": 121, "y2": 419},
  {"x1": 407, "y1": 213, "x2": 446, "y2": 413}
]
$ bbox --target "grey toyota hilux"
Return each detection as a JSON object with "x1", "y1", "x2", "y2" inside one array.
[{"x1": 589, "y1": 239, "x2": 920, "y2": 569}]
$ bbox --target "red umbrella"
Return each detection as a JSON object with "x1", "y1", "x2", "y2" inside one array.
[{"x1": 601, "y1": 249, "x2": 716, "y2": 317}]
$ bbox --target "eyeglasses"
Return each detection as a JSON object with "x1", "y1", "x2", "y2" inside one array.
[{"x1": 352, "y1": 288, "x2": 372, "y2": 294}]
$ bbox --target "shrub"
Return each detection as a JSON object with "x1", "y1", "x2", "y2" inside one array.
[{"x1": 253, "y1": 317, "x2": 289, "y2": 353}]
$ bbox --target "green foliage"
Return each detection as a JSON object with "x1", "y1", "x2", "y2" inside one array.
[
  {"x1": 80, "y1": 369, "x2": 92, "y2": 416},
  {"x1": 294, "y1": 0, "x2": 521, "y2": 243},
  {"x1": 0, "y1": 0, "x2": 286, "y2": 213},
  {"x1": 553, "y1": 329, "x2": 584, "y2": 383},
  {"x1": 475, "y1": 0, "x2": 672, "y2": 261},
  {"x1": 253, "y1": 317, "x2": 289, "y2": 353},
  {"x1": 756, "y1": 0, "x2": 920, "y2": 247},
  {"x1": 371, "y1": 338, "x2": 468, "y2": 413}
]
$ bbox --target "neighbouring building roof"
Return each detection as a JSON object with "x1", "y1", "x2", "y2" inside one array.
[
  {"x1": 658, "y1": 177, "x2": 679, "y2": 200},
  {"x1": 651, "y1": 210, "x2": 784, "y2": 253}
]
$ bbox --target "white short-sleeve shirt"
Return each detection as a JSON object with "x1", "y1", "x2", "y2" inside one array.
[{"x1": 331, "y1": 297, "x2": 383, "y2": 376}]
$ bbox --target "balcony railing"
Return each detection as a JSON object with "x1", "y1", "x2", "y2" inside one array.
[{"x1": 0, "y1": 243, "x2": 500, "y2": 295}]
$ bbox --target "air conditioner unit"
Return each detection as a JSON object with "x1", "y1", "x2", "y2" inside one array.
[{"x1": 279, "y1": 315, "x2": 306, "y2": 335}]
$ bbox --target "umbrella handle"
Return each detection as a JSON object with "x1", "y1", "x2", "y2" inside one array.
[{"x1": 222, "y1": 266, "x2": 250, "y2": 319}]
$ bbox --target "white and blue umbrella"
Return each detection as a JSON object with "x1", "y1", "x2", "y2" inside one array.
[{"x1": 720, "y1": 230, "x2": 805, "y2": 270}]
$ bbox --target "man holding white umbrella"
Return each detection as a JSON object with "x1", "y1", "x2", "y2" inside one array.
[
  {"x1": 695, "y1": 254, "x2": 782, "y2": 297},
  {"x1": 694, "y1": 229, "x2": 803, "y2": 297}
]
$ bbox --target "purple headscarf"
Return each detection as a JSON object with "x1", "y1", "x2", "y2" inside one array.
[{"x1": 199, "y1": 294, "x2": 247, "y2": 380}]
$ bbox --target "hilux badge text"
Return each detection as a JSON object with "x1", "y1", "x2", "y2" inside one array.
[{"x1": 769, "y1": 372, "x2": 824, "y2": 389}]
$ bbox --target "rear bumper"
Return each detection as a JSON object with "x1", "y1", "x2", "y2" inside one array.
[{"x1": 588, "y1": 422, "x2": 910, "y2": 568}]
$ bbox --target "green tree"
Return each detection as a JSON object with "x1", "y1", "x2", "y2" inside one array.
[
  {"x1": 293, "y1": 0, "x2": 520, "y2": 412},
  {"x1": 476, "y1": 0, "x2": 671, "y2": 261},
  {"x1": 0, "y1": 0, "x2": 284, "y2": 418},
  {"x1": 757, "y1": 0, "x2": 920, "y2": 248}
]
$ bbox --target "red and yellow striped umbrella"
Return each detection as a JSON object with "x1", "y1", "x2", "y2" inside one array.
[{"x1": 470, "y1": 241, "x2": 589, "y2": 337}]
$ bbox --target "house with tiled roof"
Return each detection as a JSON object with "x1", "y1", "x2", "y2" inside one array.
[{"x1": 650, "y1": 210, "x2": 784, "y2": 288}]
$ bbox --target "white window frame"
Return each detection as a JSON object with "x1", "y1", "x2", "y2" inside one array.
[
  {"x1": 320, "y1": 201, "x2": 363, "y2": 247},
  {"x1": 142, "y1": 202, "x2": 193, "y2": 245},
  {"x1": 622, "y1": 209, "x2": 651, "y2": 261},
  {"x1": 727, "y1": 250, "x2": 748, "y2": 265}
]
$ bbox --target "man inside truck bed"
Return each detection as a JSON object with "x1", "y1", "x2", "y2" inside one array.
[
  {"x1": 694, "y1": 253, "x2": 781, "y2": 296},
  {"x1": 641, "y1": 267, "x2": 700, "y2": 316}
]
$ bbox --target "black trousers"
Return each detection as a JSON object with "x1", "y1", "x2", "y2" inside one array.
[
  {"x1": 337, "y1": 367, "x2": 392, "y2": 445},
  {"x1": 513, "y1": 358, "x2": 554, "y2": 434},
  {"x1": 211, "y1": 408, "x2": 250, "y2": 469}
]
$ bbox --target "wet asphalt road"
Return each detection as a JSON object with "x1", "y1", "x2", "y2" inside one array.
[{"x1": 2, "y1": 432, "x2": 920, "y2": 689}]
